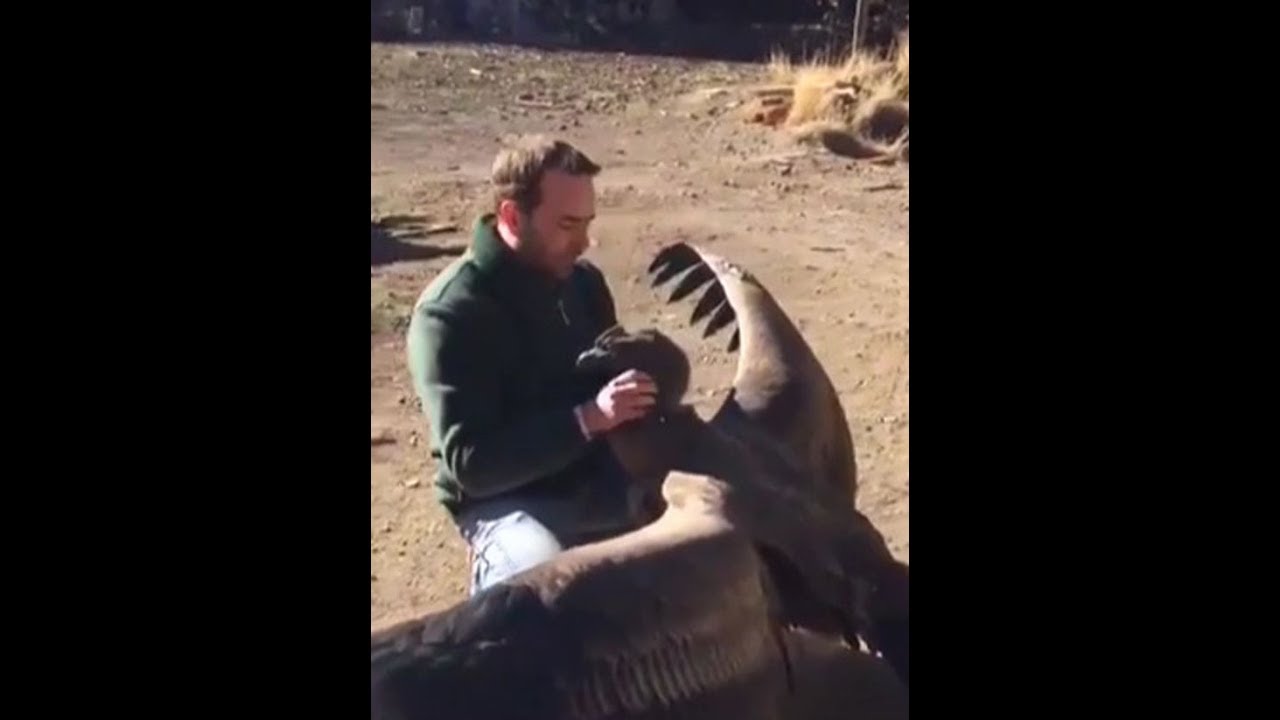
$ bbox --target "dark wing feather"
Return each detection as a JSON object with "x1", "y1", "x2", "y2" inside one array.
[
  {"x1": 648, "y1": 242, "x2": 858, "y2": 503},
  {"x1": 690, "y1": 280, "x2": 726, "y2": 325}
]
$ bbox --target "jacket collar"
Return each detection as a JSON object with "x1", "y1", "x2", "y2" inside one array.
[{"x1": 469, "y1": 213, "x2": 564, "y2": 301}]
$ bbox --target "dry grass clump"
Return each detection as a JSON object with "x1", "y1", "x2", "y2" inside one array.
[{"x1": 748, "y1": 33, "x2": 909, "y2": 162}]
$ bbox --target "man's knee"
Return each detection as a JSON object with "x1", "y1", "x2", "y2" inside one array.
[{"x1": 465, "y1": 510, "x2": 564, "y2": 595}]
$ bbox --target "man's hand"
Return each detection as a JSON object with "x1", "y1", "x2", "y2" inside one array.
[{"x1": 577, "y1": 369, "x2": 658, "y2": 437}]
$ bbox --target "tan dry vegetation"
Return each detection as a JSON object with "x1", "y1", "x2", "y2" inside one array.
[{"x1": 749, "y1": 33, "x2": 909, "y2": 162}]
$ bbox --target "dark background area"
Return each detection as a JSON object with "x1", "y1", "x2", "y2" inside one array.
[{"x1": 371, "y1": 0, "x2": 909, "y2": 61}]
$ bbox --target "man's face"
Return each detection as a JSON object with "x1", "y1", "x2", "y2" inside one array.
[{"x1": 509, "y1": 170, "x2": 596, "y2": 280}]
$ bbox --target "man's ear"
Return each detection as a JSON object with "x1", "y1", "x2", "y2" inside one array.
[{"x1": 496, "y1": 198, "x2": 521, "y2": 231}]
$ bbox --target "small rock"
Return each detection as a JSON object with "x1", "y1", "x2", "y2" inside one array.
[
  {"x1": 404, "y1": 477, "x2": 422, "y2": 489},
  {"x1": 517, "y1": 91, "x2": 534, "y2": 101},
  {"x1": 397, "y1": 395, "x2": 407, "y2": 405},
  {"x1": 381, "y1": 522, "x2": 393, "y2": 533},
  {"x1": 371, "y1": 574, "x2": 378, "y2": 582},
  {"x1": 559, "y1": 124, "x2": 567, "y2": 131},
  {"x1": 410, "y1": 435, "x2": 419, "y2": 447},
  {"x1": 780, "y1": 164, "x2": 793, "y2": 176}
]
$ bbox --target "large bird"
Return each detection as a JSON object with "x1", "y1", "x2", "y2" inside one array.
[
  {"x1": 644, "y1": 242, "x2": 908, "y2": 685},
  {"x1": 372, "y1": 243, "x2": 909, "y2": 719}
]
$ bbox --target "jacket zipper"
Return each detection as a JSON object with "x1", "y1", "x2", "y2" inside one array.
[{"x1": 557, "y1": 297, "x2": 570, "y2": 326}]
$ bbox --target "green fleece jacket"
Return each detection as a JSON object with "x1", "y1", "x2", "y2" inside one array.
[{"x1": 406, "y1": 214, "x2": 619, "y2": 516}]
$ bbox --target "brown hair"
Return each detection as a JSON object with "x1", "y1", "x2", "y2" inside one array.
[{"x1": 491, "y1": 136, "x2": 601, "y2": 214}]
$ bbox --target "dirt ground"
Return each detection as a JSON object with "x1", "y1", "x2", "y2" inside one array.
[{"x1": 370, "y1": 41, "x2": 908, "y2": 629}]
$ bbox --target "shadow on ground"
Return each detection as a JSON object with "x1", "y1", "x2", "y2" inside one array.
[{"x1": 372, "y1": 217, "x2": 466, "y2": 267}]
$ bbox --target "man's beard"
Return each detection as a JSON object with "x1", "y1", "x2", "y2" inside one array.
[
  {"x1": 516, "y1": 221, "x2": 541, "y2": 252},
  {"x1": 516, "y1": 222, "x2": 574, "y2": 279}
]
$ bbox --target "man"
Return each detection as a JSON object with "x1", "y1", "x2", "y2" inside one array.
[{"x1": 407, "y1": 136, "x2": 658, "y2": 595}]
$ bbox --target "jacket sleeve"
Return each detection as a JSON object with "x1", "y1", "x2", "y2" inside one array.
[{"x1": 406, "y1": 298, "x2": 592, "y2": 499}]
